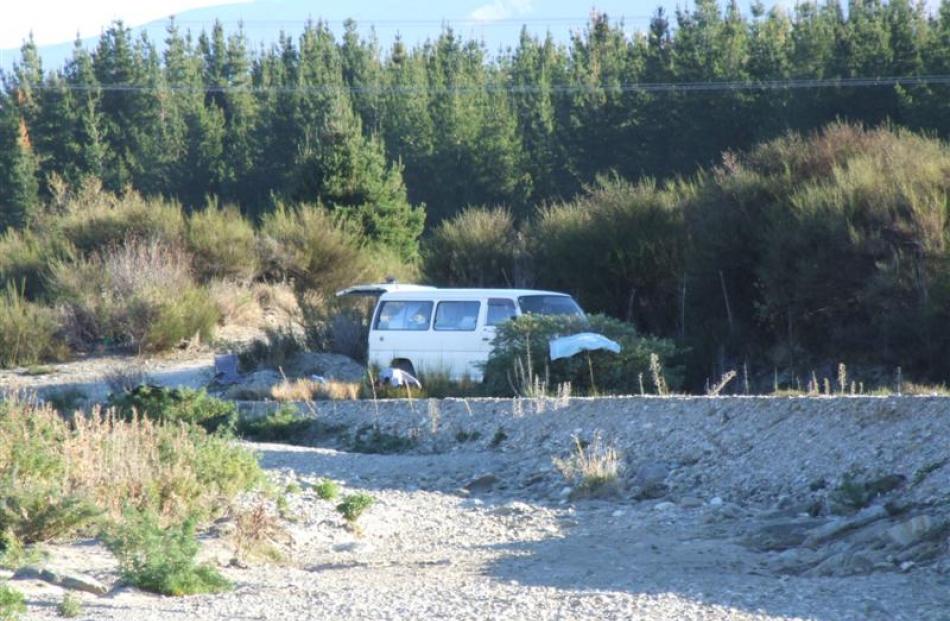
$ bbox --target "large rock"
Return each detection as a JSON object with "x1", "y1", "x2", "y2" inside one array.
[
  {"x1": 223, "y1": 369, "x2": 282, "y2": 400},
  {"x1": 887, "y1": 515, "x2": 936, "y2": 547},
  {"x1": 14, "y1": 566, "x2": 108, "y2": 595},
  {"x1": 803, "y1": 505, "x2": 889, "y2": 547},
  {"x1": 285, "y1": 352, "x2": 365, "y2": 382}
]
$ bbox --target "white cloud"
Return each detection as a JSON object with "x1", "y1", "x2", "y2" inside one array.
[
  {"x1": 469, "y1": 0, "x2": 533, "y2": 23},
  {"x1": 0, "y1": 0, "x2": 250, "y2": 49}
]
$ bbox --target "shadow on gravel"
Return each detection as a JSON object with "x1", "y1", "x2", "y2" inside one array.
[
  {"x1": 482, "y1": 513, "x2": 940, "y2": 621},
  {"x1": 253, "y1": 443, "x2": 511, "y2": 496}
]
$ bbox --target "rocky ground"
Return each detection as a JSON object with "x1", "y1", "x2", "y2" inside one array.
[{"x1": 10, "y1": 431, "x2": 950, "y2": 621}]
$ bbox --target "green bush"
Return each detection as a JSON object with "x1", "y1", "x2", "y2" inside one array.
[
  {"x1": 482, "y1": 313, "x2": 682, "y2": 396},
  {"x1": 530, "y1": 175, "x2": 686, "y2": 335},
  {"x1": 423, "y1": 206, "x2": 521, "y2": 287},
  {"x1": 313, "y1": 479, "x2": 340, "y2": 501},
  {"x1": 0, "y1": 228, "x2": 72, "y2": 301},
  {"x1": 105, "y1": 509, "x2": 231, "y2": 596},
  {"x1": 50, "y1": 241, "x2": 218, "y2": 352},
  {"x1": 336, "y1": 493, "x2": 373, "y2": 523},
  {"x1": 259, "y1": 205, "x2": 369, "y2": 296},
  {"x1": 57, "y1": 593, "x2": 82, "y2": 618},
  {"x1": 0, "y1": 583, "x2": 25, "y2": 621},
  {"x1": 186, "y1": 205, "x2": 259, "y2": 283},
  {"x1": 0, "y1": 283, "x2": 67, "y2": 368},
  {"x1": 236, "y1": 406, "x2": 312, "y2": 443},
  {"x1": 0, "y1": 398, "x2": 263, "y2": 540},
  {"x1": 53, "y1": 184, "x2": 184, "y2": 255},
  {"x1": 108, "y1": 386, "x2": 238, "y2": 435}
]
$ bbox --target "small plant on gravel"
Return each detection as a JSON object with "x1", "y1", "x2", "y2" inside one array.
[
  {"x1": 0, "y1": 531, "x2": 40, "y2": 570},
  {"x1": 105, "y1": 509, "x2": 232, "y2": 596},
  {"x1": 108, "y1": 385, "x2": 238, "y2": 435},
  {"x1": 231, "y1": 502, "x2": 287, "y2": 564},
  {"x1": 57, "y1": 592, "x2": 82, "y2": 618},
  {"x1": 336, "y1": 493, "x2": 374, "y2": 524},
  {"x1": 455, "y1": 429, "x2": 481, "y2": 443},
  {"x1": 237, "y1": 406, "x2": 313, "y2": 443},
  {"x1": 489, "y1": 427, "x2": 508, "y2": 448},
  {"x1": 554, "y1": 433, "x2": 622, "y2": 499},
  {"x1": 0, "y1": 582, "x2": 26, "y2": 621},
  {"x1": 314, "y1": 479, "x2": 341, "y2": 501},
  {"x1": 285, "y1": 482, "x2": 302, "y2": 495},
  {"x1": 351, "y1": 424, "x2": 416, "y2": 454}
]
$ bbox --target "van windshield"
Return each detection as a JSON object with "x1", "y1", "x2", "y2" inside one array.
[{"x1": 518, "y1": 295, "x2": 584, "y2": 317}]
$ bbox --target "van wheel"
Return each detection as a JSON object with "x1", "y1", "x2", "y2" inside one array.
[{"x1": 391, "y1": 360, "x2": 415, "y2": 377}]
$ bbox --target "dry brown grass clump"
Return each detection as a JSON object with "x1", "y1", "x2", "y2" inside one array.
[
  {"x1": 270, "y1": 378, "x2": 360, "y2": 402},
  {"x1": 553, "y1": 433, "x2": 622, "y2": 498}
]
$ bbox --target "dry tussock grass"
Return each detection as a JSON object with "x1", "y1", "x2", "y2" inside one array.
[
  {"x1": 553, "y1": 433, "x2": 622, "y2": 498},
  {"x1": 270, "y1": 378, "x2": 360, "y2": 402}
]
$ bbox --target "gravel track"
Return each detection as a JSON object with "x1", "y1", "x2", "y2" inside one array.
[{"x1": 14, "y1": 441, "x2": 949, "y2": 621}]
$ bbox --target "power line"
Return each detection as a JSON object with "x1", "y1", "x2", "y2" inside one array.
[{"x1": 16, "y1": 74, "x2": 950, "y2": 95}]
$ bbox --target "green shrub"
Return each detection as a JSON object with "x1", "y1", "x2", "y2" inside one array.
[
  {"x1": 0, "y1": 398, "x2": 263, "y2": 540},
  {"x1": 0, "y1": 228, "x2": 72, "y2": 301},
  {"x1": 186, "y1": 205, "x2": 259, "y2": 283},
  {"x1": 0, "y1": 583, "x2": 25, "y2": 621},
  {"x1": 53, "y1": 184, "x2": 184, "y2": 255},
  {"x1": 482, "y1": 313, "x2": 682, "y2": 396},
  {"x1": 237, "y1": 328, "x2": 303, "y2": 372},
  {"x1": 0, "y1": 283, "x2": 67, "y2": 368},
  {"x1": 0, "y1": 487, "x2": 101, "y2": 544},
  {"x1": 236, "y1": 406, "x2": 313, "y2": 443},
  {"x1": 351, "y1": 425, "x2": 416, "y2": 454},
  {"x1": 57, "y1": 593, "x2": 82, "y2": 618},
  {"x1": 423, "y1": 206, "x2": 521, "y2": 287},
  {"x1": 335, "y1": 493, "x2": 373, "y2": 523},
  {"x1": 105, "y1": 509, "x2": 231, "y2": 596},
  {"x1": 50, "y1": 241, "x2": 218, "y2": 352},
  {"x1": 313, "y1": 479, "x2": 340, "y2": 501},
  {"x1": 530, "y1": 175, "x2": 686, "y2": 334},
  {"x1": 259, "y1": 205, "x2": 369, "y2": 297},
  {"x1": 108, "y1": 386, "x2": 238, "y2": 435}
]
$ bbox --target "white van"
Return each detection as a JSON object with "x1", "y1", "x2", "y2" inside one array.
[{"x1": 337, "y1": 284, "x2": 585, "y2": 381}]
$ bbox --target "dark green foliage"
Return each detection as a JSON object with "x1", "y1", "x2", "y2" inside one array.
[
  {"x1": 489, "y1": 427, "x2": 508, "y2": 448},
  {"x1": 108, "y1": 386, "x2": 238, "y2": 434},
  {"x1": 423, "y1": 207, "x2": 522, "y2": 287},
  {"x1": 0, "y1": 488, "x2": 101, "y2": 544},
  {"x1": 0, "y1": 283, "x2": 67, "y2": 368},
  {"x1": 455, "y1": 430, "x2": 481, "y2": 443},
  {"x1": 483, "y1": 313, "x2": 682, "y2": 396},
  {"x1": 0, "y1": 583, "x2": 26, "y2": 621},
  {"x1": 105, "y1": 509, "x2": 232, "y2": 596},
  {"x1": 237, "y1": 328, "x2": 303, "y2": 373},
  {"x1": 313, "y1": 479, "x2": 341, "y2": 501},
  {"x1": 57, "y1": 593, "x2": 82, "y2": 618},
  {"x1": 335, "y1": 493, "x2": 374, "y2": 523},
  {"x1": 236, "y1": 406, "x2": 313, "y2": 443},
  {"x1": 351, "y1": 424, "x2": 416, "y2": 454}
]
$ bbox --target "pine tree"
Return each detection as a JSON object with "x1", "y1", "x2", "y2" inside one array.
[{"x1": 0, "y1": 92, "x2": 40, "y2": 230}]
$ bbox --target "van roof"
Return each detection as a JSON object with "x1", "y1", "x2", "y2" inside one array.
[
  {"x1": 336, "y1": 282, "x2": 573, "y2": 299},
  {"x1": 379, "y1": 287, "x2": 570, "y2": 299}
]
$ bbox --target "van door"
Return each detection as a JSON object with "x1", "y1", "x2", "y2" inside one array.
[
  {"x1": 431, "y1": 300, "x2": 482, "y2": 379},
  {"x1": 369, "y1": 299, "x2": 433, "y2": 374}
]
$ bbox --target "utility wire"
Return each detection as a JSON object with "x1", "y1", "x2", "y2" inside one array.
[{"x1": 14, "y1": 74, "x2": 950, "y2": 94}]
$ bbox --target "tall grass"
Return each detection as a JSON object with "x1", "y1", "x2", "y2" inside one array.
[
  {"x1": 0, "y1": 398, "x2": 263, "y2": 543},
  {"x1": 0, "y1": 284, "x2": 67, "y2": 368}
]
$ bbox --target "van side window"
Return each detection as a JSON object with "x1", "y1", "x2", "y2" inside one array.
[
  {"x1": 487, "y1": 298, "x2": 517, "y2": 326},
  {"x1": 434, "y1": 301, "x2": 480, "y2": 331},
  {"x1": 374, "y1": 300, "x2": 432, "y2": 331}
]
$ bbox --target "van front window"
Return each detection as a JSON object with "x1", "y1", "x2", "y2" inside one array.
[{"x1": 518, "y1": 295, "x2": 584, "y2": 317}]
